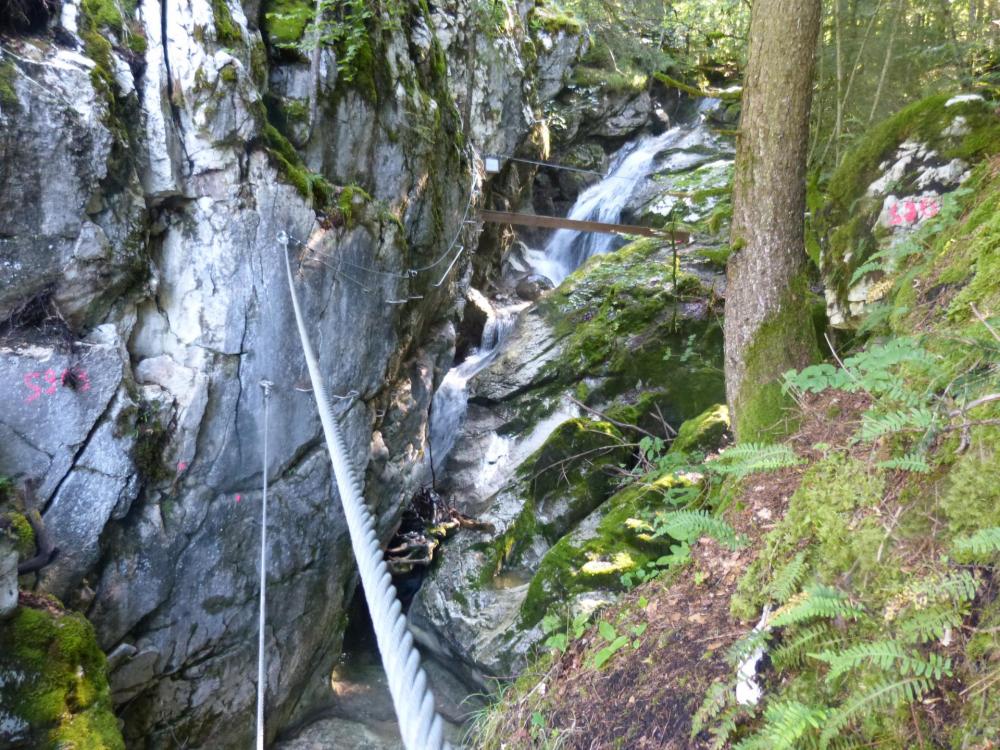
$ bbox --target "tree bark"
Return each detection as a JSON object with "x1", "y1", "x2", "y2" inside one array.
[{"x1": 724, "y1": 0, "x2": 823, "y2": 441}]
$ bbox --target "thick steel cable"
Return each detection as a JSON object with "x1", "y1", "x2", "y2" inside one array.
[
  {"x1": 256, "y1": 380, "x2": 273, "y2": 750},
  {"x1": 281, "y1": 235, "x2": 448, "y2": 750}
]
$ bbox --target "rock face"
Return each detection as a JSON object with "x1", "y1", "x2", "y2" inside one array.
[
  {"x1": 410, "y1": 239, "x2": 726, "y2": 691},
  {"x1": 814, "y1": 93, "x2": 999, "y2": 327},
  {"x1": 0, "y1": 1, "x2": 581, "y2": 747}
]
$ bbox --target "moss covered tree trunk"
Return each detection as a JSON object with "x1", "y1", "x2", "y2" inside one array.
[{"x1": 724, "y1": 0, "x2": 823, "y2": 440}]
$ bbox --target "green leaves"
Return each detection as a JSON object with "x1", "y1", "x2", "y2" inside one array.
[
  {"x1": 769, "y1": 585, "x2": 865, "y2": 628},
  {"x1": 592, "y1": 620, "x2": 630, "y2": 668},
  {"x1": 766, "y1": 552, "x2": 809, "y2": 604},
  {"x1": 651, "y1": 509, "x2": 746, "y2": 550},
  {"x1": 812, "y1": 641, "x2": 952, "y2": 683},
  {"x1": 542, "y1": 610, "x2": 591, "y2": 653},
  {"x1": 953, "y1": 527, "x2": 1000, "y2": 561},
  {"x1": 707, "y1": 443, "x2": 801, "y2": 478}
]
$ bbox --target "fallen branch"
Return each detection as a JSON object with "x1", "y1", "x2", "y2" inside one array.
[
  {"x1": 948, "y1": 393, "x2": 1000, "y2": 417},
  {"x1": 568, "y1": 396, "x2": 662, "y2": 441}
]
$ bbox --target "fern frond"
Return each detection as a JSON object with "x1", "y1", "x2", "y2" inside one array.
[
  {"x1": 896, "y1": 605, "x2": 965, "y2": 644},
  {"x1": 707, "y1": 704, "x2": 750, "y2": 750},
  {"x1": 692, "y1": 681, "x2": 753, "y2": 750},
  {"x1": 859, "y1": 407, "x2": 936, "y2": 441},
  {"x1": 734, "y1": 700, "x2": 827, "y2": 750},
  {"x1": 771, "y1": 623, "x2": 842, "y2": 670},
  {"x1": 691, "y1": 681, "x2": 728, "y2": 739},
  {"x1": 655, "y1": 509, "x2": 745, "y2": 550},
  {"x1": 708, "y1": 443, "x2": 801, "y2": 478},
  {"x1": 770, "y1": 586, "x2": 865, "y2": 628},
  {"x1": 873, "y1": 377, "x2": 928, "y2": 407},
  {"x1": 953, "y1": 527, "x2": 1000, "y2": 560},
  {"x1": 726, "y1": 628, "x2": 770, "y2": 667},
  {"x1": 819, "y1": 676, "x2": 935, "y2": 748},
  {"x1": 812, "y1": 640, "x2": 951, "y2": 683},
  {"x1": 767, "y1": 552, "x2": 809, "y2": 604},
  {"x1": 782, "y1": 363, "x2": 851, "y2": 394},
  {"x1": 876, "y1": 453, "x2": 932, "y2": 473},
  {"x1": 849, "y1": 259, "x2": 886, "y2": 285}
]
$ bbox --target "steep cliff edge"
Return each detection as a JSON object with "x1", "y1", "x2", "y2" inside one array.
[{"x1": 0, "y1": 1, "x2": 582, "y2": 746}]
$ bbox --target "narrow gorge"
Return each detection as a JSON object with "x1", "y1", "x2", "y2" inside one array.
[{"x1": 3, "y1": 1, "x2": 999, "y2": 749}]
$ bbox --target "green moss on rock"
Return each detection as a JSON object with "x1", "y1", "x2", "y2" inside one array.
[
  {"x1": 263, "y1": 0, "x2": 313, "y2": 47},
  {"x1": 0, "y1": 606, "x2": 125, "y2": 750},
  {"x1": 2, "y1": 511, "x2": 35, "y2": 559},
  {"x1": 818, "y1": 93, "x2": 1000, "y2": 305},
  {"x1": 537, "y1": 237, "x2": 725, "y2": 414},
  {"x1": 0, "y1": 59, "x2": 20, "y2": 113},
  {"x1": 212, "y1": 0, "x2": 242, "y2": 46},
  {"x1": 670, "y1": 404, "x2": 730, "y2": 454},
  {"x1": 519, "y1": 472, "x2": 690, "y2": 627},
  {"x1": 262, "y1": 122, "x2": 333, "y2": 208}
]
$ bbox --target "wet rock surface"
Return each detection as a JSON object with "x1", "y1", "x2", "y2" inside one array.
[
  {"x1": 411, "y1": 238, "x2": 726, "y2": 689},
  {"x1": 0, "y1": 1, "x2": 582, "y2": 746}
]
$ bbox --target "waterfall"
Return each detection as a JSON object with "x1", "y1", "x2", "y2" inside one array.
[
  {"x1": 528, "y1": 101, "x2": 722, "y2": 285},
  {"x1": 525, "y1": 127, "x2": 680, "y2": 285},
  {"x1": 429, "y1": 305, "x2": 521, "y2": 475}
]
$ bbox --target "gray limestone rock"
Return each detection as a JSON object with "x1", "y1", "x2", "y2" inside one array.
[
  {"x1": 0, "y1": 540, "x2": 16, "y2": 620},
  {"x1": 0, "y1": 0, "x2": 580, "y2": 745}
]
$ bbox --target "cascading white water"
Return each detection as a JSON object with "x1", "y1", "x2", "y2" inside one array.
[
  {"x1": 430, "y1": 102, "x2": 725, "y2": 476},
  {"x1": 429, "y1": 305, "x2": 522, "y2": 475},
  {"x1": 528, "y1": 100, "x2": 723, "y2": 285},
  {"x1": 526, "y1": 127, "x2": 682, "y2": 285}
]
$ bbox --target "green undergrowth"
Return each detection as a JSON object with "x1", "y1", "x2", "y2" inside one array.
[
  {"x1": 696, "y1": 136, "x2": 1000, "y2": 749},
  {"x1": 817, "y1": 92, "x2": 1000, "y2": 306},
  {"x1": 473, "y1": 100, "x2": 1000, "y2": 749},
  {"x1": 0, "y1": 605, "x2": 125, "y2": 749}
]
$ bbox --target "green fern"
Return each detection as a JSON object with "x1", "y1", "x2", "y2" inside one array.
[
  {"x1": 727, "y1": 628, "x2": 770, "y2": 666},
  {"x1": 819, "y1": 676, "x2": 936, "y2": 748},
  {"x1": 708, "y1": 443, "x2": 801, "y2": 478},
  {"x1": 770, "y1": 586, "x2": 865, "y2": 628},
  {"x1": 767, "y1": 552, "x2": 809, "y2": 604},
  {"x1": 953, "y1": 527, "x2": 1000, "y2": 560},
  {"x1": 910, "y1": 570, "x2": 980, "y2": 604},
  {"x1": 859, "y1": 407, "x2": 936, "y2": 440},
  {"x1": 812, "y1": 640, "x2": 952, "y2": 683},
  {"x1": 876, "y1": 453, "x2": 932, "y2": 473},
  {"x1": 691, "y1": 681, "x2": 728, "y2": 739},
  {"x1": 691, "y1": 681, "x2": 753, "y2": 749},
  {"x1": 653, "y1": 509, "x2": 745, "y2": 550},
  {"x1": 734, "y1": 700, "x2": 827, "y2": 750},
  {"x1": 896, "y1": 605, "x2": 965, "y2": 644},
  {"x1": 771, "y1": 623, "x2": 843, "y2": 670}
]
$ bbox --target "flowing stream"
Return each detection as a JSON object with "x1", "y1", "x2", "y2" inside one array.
[
  {"x1": 526, "y1": 99, "x2": 721, "y2": 285},
  {"x1": 428, "y1": 101, "x2": 726, "y2": 475},
  {"x1": 297, "y1": 103, "x2": 732, "y2": 749},
  {"x1": 429, "y1": 305, "x2": 522, "y2": 475}
]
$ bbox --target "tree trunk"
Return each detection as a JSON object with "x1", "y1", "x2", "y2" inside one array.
[{"x1": 724, "y1": 0, "x2": 823, "y2": 441}]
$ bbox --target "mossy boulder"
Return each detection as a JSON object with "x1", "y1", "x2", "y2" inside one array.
[
  {"x1": 473, "y1": 418, "x2": 631, "y2": 586},
  {"x1": 0, "y1": 604, "x2": 125, "y2": 749},
  {"x1": 519, "y1": 472, "x2": 692, "y2": 627},
  {"x1": 1, "y1": 511, "x2": 35, "y2": 559},
  {"x1": 670, "y1": 403, "x2": 730, "y2": 454},
  {"x1": 534, "y1": 236, "x2": 725, "y2": 414},
  {"x1": 262, "y1": 0, "x2": 313, "y2": 47},
  {"x1": 816, "y1": 93, "x2": 1000, "y2": 326}
]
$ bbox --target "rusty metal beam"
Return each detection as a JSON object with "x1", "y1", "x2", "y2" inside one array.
[{"x1": 479, "y1": 210, "x2": 690, "y2": 243}]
